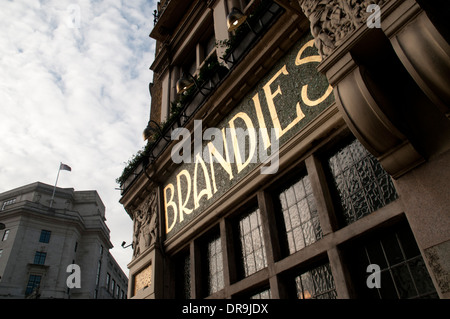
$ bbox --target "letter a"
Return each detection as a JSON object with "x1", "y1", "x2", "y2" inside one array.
[
  {"x1": 366, "y1": 264, "x2": 381, "y2": 289},
  {"x1": 367, "y1": 4, "x2": 381, "y2": 29},
  {"x1": 66, "y1": 264, "x2": 81, "y2": 288},
  {"x1": 171, "y1": 128, "x2": 192, "y2": 164}
]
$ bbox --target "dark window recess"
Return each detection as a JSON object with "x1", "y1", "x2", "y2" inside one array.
[
  {"x1": 202, "y1": 231, "x2": 224, "y2": 296},
  {"x1": 327, "y1": 138, "x2": 398, "y2": 226},
  {"x1": 33, "y1": 251, "x2": 47, "y2": 265},
  {"x1": 25, "y1": 275, "x2": 42, "y2": 296},
  {"x1": 274, "y1": 173, "x2": 322, "y2": 256},
  {"x1": 236, "y1": 207, "x2": 267, "y2": 278},
  {"x1": 175, "y1": 252, "x2": 191, "y2": 299},
  {"x1": 39, "y1": 230, "x2": 51, "y2": 243},
  {"x1": 294, "y1": 263, "x2": 337, "y2": 299},
  {"x1": 345, "y1": 220, "x2": 438, "y2": 299}
]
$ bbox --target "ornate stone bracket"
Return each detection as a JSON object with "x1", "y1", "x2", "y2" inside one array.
[
  {"x1": 299, "y1": 0, "x2": 450, "y2": 178},
  {"x1": 328, "y1": 52, "x2": 425, "y2": 178},
  {"x1": 132, "y1": 189, "x2": 159, "y2": 258},
  {"x1": 382, "y1": 0, "x2": 450, "y2": 118},
  {"x1": 298, "y1": 0, "x2": 387, "y2": 58}
]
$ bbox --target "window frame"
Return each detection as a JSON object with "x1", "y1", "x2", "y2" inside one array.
[
  {"x1": 33, "y1": 251, "x2": 47, "y2": 265},
  {"x1": 39, "y1": 230, "x2": 51, "y2": 243},
  {"x1": 199, "y1": 228, "x2": 224, "y2": 297},
  {"x1": 234, "y1": 205, "x2": 268, "y2": 279},
  {"x1": 25, "y1": 274, "x2": 42, "y2": 296}
]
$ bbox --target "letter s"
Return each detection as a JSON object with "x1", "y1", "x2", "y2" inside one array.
[{"x1": 296, "y1": 39, "x2": 333, "y2": 107}]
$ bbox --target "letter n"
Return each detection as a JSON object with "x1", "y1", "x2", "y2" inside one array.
[{"x1": 66, "y1": 264, "x2": 81, "y2": 288}]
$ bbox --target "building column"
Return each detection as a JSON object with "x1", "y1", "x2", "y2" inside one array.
[{"x1": 127, "y1": 187, "x2": 165, "y2": 299}]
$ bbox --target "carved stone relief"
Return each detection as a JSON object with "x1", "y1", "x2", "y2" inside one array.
[
  {"x1": 298, "y1": 0, "x2": 387, "y2": 58},
  {"x1": 133, "y1": 189, "x2": 159, "y2": 257},
  {"x1": 133, "y1": 263, "x2": 152, "y2": 296}
]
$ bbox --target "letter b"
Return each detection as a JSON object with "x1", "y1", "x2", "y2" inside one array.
[{"x1": 66, "y1": 264, "x2": 81, "y2": 288}]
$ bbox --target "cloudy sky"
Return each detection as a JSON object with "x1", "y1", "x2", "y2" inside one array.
[{"x1": 0, "y1": 0, "x2": 156, "y2": 274}]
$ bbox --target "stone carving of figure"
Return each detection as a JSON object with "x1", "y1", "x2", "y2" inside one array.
[
  {"x1": 300, "y1": 0, "x2": 338, "y2": 58},
  {"x1": 132, "y1": 190, "x2": 159, "y2": 257},
  {"x1": 148, "y1": 191, "x2": 158, "y2": 247}
]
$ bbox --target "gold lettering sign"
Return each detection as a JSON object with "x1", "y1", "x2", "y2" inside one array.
[{"x1": 163, "y1": 34, "x2": 334, "y2": 236}]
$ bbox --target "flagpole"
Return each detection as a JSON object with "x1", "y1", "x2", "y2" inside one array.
[{"x1": 50, "y1": 163, "x2": 61, "y2": 208}]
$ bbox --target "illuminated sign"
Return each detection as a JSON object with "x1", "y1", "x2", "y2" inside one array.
[{"x1": 164, "y1": 33, "x2": 334, "y2": 237}]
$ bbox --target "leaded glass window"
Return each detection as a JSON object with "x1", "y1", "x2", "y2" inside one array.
[
  {"x1": 276, "y1": 174, "x2": 322, "y2": 255},
  {"x1": 250, "y1": 288, "x2": 271, "y2": 299},
  {"x1": 204, "y1": 232, "x2": 224, "y2": 296},
  {"x1": 295, "y1": 263, "x2": 337, "y2": 299},
  {"x1": 347, "y1": 221, "x2": 438, "y2": 299},
  {"x1": 328, "y1": 139, "x2": 398, "y2": 226},
  {"x1": 175, "y1": 252, "x2": 191, "y2": 299},
  {"x1": 237, "y1": 208, "x2": 267, "y2": 278}
]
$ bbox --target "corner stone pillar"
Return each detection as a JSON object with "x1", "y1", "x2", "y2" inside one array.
[
  {"x1": 296, "y1": 0, "x2": 450, "y2": 298},
  {"x1": 127, "y1": 187, "x2": 165, "y2": 299}
]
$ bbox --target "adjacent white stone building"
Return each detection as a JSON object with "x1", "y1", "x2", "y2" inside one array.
[{"x1": 0, "y1": 182, "x2": 128, "y2": 299}]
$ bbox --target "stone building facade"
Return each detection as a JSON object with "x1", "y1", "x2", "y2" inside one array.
[
  {"x1": 119, "y1": 0, "x2": 450, "y2": 299},
  {"x1": 0, "y1": 182, "x2": 128, "y2": 299}
]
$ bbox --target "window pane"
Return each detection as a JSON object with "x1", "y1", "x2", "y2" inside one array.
[
  {"x1": 204, "y1": 232, "x2": 224, "y2": 296},
  {"x1": 34, "y1": 251, "x2": 46, "y2": 265},
  {"x1": 39, "y1": 230, "x2": 51, "y2": 243},
  {"x1": 250, "y1": 289, "x2": 271, "y2": 299},
  {"x1": 346, "y1": 221, "x2": 438, "y2": 299},
  {"x1": 175, "y1": 252, "x2": 191, "y2": 299},
  {"x1": 295, "y1": 263, "x2": 337, "y2": 299},
  {"x1": 237, "y1": 208, "x2": 267, "y2": 278},
  {"x1": 328, "y1": 139, "x2": 398, "y2": 225},
  {"x1": 276, "y1": 174, "x2": 322, "y2": 255},
  {"x1": 25, "y1": 275, "x2": 41, "y2": 295}
]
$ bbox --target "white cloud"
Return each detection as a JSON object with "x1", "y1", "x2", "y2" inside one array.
[{"x1": 0, "y1": 0, "x2": 156, "y2": 274}]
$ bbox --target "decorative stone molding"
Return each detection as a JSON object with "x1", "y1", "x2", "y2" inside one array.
[
  {"x1": 298, "y1": 0, "x2": 386, "y2": 58},
  {"x1": 329, "y1": 52, "x2": 425, "y2": 178},
  {"x1": 302, "y1": 0, "x2": 450, "y2": 178},
  {"x1": 132, "y1": 190, "x2": 159, "y2": 257},
  {"x1": 382, "y1": 0, "x2": 450, "y2": 118}
]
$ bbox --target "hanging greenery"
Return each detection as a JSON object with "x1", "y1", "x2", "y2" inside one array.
[{"x1": 117, "y1": 0, "x2": 278, "y2": 189}]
